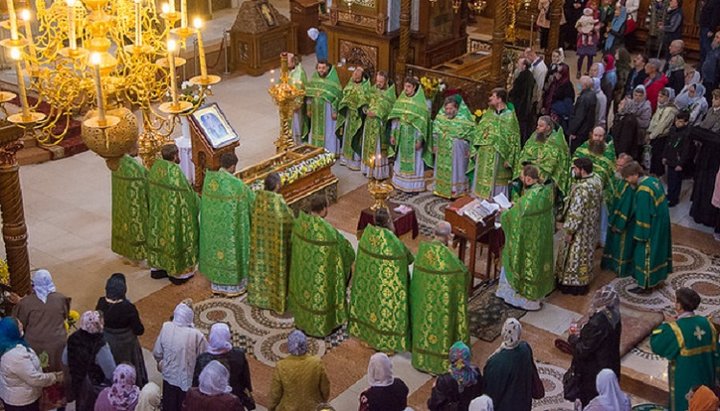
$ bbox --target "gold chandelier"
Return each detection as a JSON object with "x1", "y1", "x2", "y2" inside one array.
[{"x1": 1, "y1": 0, "x2": 221, "y2": 169}]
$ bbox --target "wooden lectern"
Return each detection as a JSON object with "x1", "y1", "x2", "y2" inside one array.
[{"x1": 188, "y1": 118, "x2": 239, "y2": 192}]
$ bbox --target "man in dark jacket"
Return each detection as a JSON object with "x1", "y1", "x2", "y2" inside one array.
[
  {"x1": 625, "y1": 54, "x2": 648, "y2": 97},
  {"x1": 662, "y1": 111, "x2": 693, "y2": 206},
  {"x1": 702, "y1": 32, "x2": 720, "y2": 101},
  {"x1": 568, "y1": 76, "x2": 597, "y2": 153},
  {"x1": 699, "y1": 0, "x2": 720, "y2": 64},
  {"x1": 510, "y1": 58, "x2": 538, "y2": 145}
]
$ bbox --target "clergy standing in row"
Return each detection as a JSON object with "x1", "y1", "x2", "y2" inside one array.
[
  {"x1": 337, "y1": 67, "x2": 369, "y2": 170},
  {"x1": 111, "y1": 154, "x2": 148, "y2": 264},
  {"x1": 147, "y1": 144, "x2": 199, "y2": 284},
  {"x1": 288, "y1": 196, "x2": 355, "y2": 337},
  {"x1": 289, "y1": 54, "x2": 308, "y2": 144},
  {"x1": 306, "y1": 60, "x2": 342, "y2": 154},
  {"x1": 198, "y1": 152, "x2": 255, "y2": 296},
  {"x1": 515, "y1": 116, "x2": 570, "y2": 199},
  {"x1": 247, "y1": 172, "x2": 294, "y2": 313},
  {"x1": 601, "y1": 154, "x2": 635, "y2": 277},
  {"x1": 360, "y1": 71, "x2": 396, "y2": 180}
]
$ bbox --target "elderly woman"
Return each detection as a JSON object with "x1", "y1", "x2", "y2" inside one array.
[
  {"x1": 614, "y1": 85, "x2": 653, "y2": 158},
  {"x1": 136, "y1": 383, "x2": 162, "y2": 411},
  {"x1": 676, "y1": 83, "x2": 709, "y2": 125},
  {"x1": 583, "y1": 369, "x2": 631, "y2": 411},
  {"x1": 642, "y1": 59, "x2": 669, "y2": 111},
  {"x1": 192, "y1": 323, "x2": 253, "y2": 409},
  {"x1": 0, "y1": 318, "x2": 61, "y2": 411},
  {"x1": 428, "y1": 342, "x2": 483, "y2": 411},
  {"x1": 648, "y1": 88, "x2": 679, "y2": 176},
  {"x1": 359, "y1": 353, "x2": 408, "y2": 410},
  {"x1": 96, "y1": 273, "x2": 147, "y2": 387},
  {"x1": 94, "y1": 364, "x2": 140, "y2": 411},
  {"x1": 182, "y1": 361, "x2": 242, "y2": 410},
  {"x1": 666, "y1": 55, "x2": 686, "y2": 95},
  {"x1": 269, "y1": 330, "x2": 330, "y2": 410},
  {"x1": 542, "y1": 63, "x2": 575, "y2": 130}
]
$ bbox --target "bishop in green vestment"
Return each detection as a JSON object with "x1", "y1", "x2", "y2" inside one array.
[
  {"x1": 496, "y1": 165, "x2": 555, "y2": 311},
  {"x1": 289, "y1": 54, "x2": 309, "y2": 144},
  {"x1": 515, "y1": 116, "x2": 570, "y2": 197},
  {"x1": 349, "y1": 211, "x2": 413, "y2": 352},
  {"x1": 337, "y1": 67, "x2": 369, "y2": 170},
  {"x1": 601, "y1": 154, "x2": 636, "y2": 276},
  {"x1": 288, "y1": 196, "x2": 355, "y2": 337},
  {"x1": 147, "y1": 145, "x2": 199, "y2": 282},
  {"x1": 306, "y1": 61, "x2": 343, "y2": 154},
  {"x1": 247, "y1": 173, "x2": 294, "y2": 313},
  {"x1": 111, "y1": 154, "x2": 148, "y2": 262},
  {"x1": 651, "y1": 288, "x2": 719, "y2": 411},
  {"x1": 410, "y1": 221, "x2": 469, "y2": 374},
  {"x1": 199, "y1": 152, "x2": 255, "y2": 296},
  {"x1": 360, "y1": 71, "x2": 396, "y2": 180},
  {"x1": 431, "y1": 95, "x2": 476, "y2": 199}
]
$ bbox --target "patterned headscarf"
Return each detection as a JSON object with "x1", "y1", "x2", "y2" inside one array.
[
  {"x1": 198, "y1": 360, "x2": 232, "y2": 396},
  {"x1": 287, "y1": 330, "x2": 308, "y2": 356},
  {"x1": 80, "y1": 311, "x2": 104, "y2": 334},
  {"x1": 0, "y1": 317, "x2": 28, "y2": 357},
  {"x1": 499, "y1": 318, "x2": 522, "y2": 351},
  {"x1": 367, "y1": 353, "x2": 394, "y2": 387},
  {"x1": 31, "y1": 269, "x2": 56, "y2": 304},
  {"x1": 448, "y1": 341, "x2": 477, "y2": 392},
  {"x1": 207, "y1": 323, "x2": 232, "y2": 355},
  {"x1": 172, "y1": 303, "x2": 194, "y2": 327},
  {"x1": 107, "y1": 364, "x2": 140, "y2": 411},
  {"x1": 590, "y1": 285, "x2": 621, "y2": 327}
]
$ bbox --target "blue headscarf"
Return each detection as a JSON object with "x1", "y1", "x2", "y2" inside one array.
[
  {"x1": 605, "y1": 7, "x2": 627, "y2": 51},
  {"x1": 449, "y1": 341, "x2": 478, "y2": 392},
  {"x1": 0, "y1": 318, "x2": 28, "y2": 357}
]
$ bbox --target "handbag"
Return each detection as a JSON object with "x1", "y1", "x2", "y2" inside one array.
[
  {"x1": 562, "y1": 366, "x2": 581, "y2": 401},
  {"x1": 625, "y1": 16, "x2": 636, "y2": 34},
  {"x1": 531, "y1": 361, "x2": 545, "y2": 399}
]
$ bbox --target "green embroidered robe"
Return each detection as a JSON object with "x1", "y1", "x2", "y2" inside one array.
[
  {"x1": 632, "y1": 176, "x2": 672, "y2": 288},
  {"x1": 247, "y1": 190, "x2": 294, "y2": 313},
  {"x1": 288, "y1": 212, "x2": 355, "y2": 337},
  {"x1": 601, "y1": 176, "x2": 635, "y2": 276},
  {"x1": 388, "y1": 86, "x2": 431, "y2": 172},
  {"x1": 431, "y1": 100, "x2": 475, "y2": 199},
  {"x1": 472, "y1": 109, "x2": 522, "y2": 198},
  {"x1": 290, "y1": 64, "x2": 309, "y2": 141},
  {"x1": 349, "y1": 225, "x2": 413, "y2": 352},
  {"x1": 337, "y1": 78, "x2": 369, "y2": 162},
  {"x1": 306, "y1": 66, "x2": 342, "y2": 148},
  {"x1": 362, "y1": 84, "x2": 396, "y2": 168},
  {"x1": 515, "y1": 129, "x2": 571, "y2": 196},
  {"x1": 651, "y1": 315, "x2": 719, "y2": 411},
  {"x1": 573, "y1": 140, "x2": 616, "y2": 204},
  {"x1": 410, "y1": 240, "x2": 469, "y2": 374},
  {"x1": 198, "y1": 169, "x2": 255, "y2": 292},
  {"x1": 111, "y1": 155, "x2": 148, "y2": 262},
  {"x1": 501, "y1": 183, "x2": 555, "y2": 300},
  {"x1": 147, "y1": 159, "x2": 199, "y2": 276}
]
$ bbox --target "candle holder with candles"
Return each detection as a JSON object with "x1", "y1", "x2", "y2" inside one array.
[
  {"x1": 188, "y1": 17, "x2": 220, "y2": 87},
  {"x1": 367, "y1": 154, "x2": 393, "y2": 211}
]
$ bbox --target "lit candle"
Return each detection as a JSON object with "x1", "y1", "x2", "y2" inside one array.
[
  {"x1": 180, "y1": 0, "x2": 186, "y2": 27},
  {"x1": 6, "y1": 0, "x2": 18, "y2": 40},
  {"x1": 167, "y1": 39, "x2": 179, "y2": 106},
  {"x1": 90, "y1": 52, "x2": 106, "y2": 123},
  {"x1": 193, "y1": 17, "x2": 206, "y2": 78},
  {"x1": 168, "y1": 0, "x2": 175, "y2": 13},
  {"x1": 10, "y1": 47, "x2": 29, "y2": 119},
  {"x1": 20, "y1": 9, "x2": 35, "y2": 62},
  {"x1": 66, "y1": 0, "x2": 76, "y2": 50},
  {"x1": 161, "y1": 2, "x2": 170, "y2": 14},
  {"x1": 134, "y1": 0, "x2": 142, "y2": 46}
]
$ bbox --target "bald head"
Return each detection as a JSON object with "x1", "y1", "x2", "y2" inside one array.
[
  {"x1": 669, "y1": 39, "x2": 684, "y2": 56},
  {"x1": 580, "y1": 76, "x2": 593, "y2": 89},
  {"x1": 591, "y1": 127, "x2": 606, "y2": 141},
  {"x1": 434, "y1": 221, "x2": 452, "y2": 244}
]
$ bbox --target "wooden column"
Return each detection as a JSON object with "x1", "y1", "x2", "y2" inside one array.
[
  {"x1": 396, "y1": 0, "x2": 411, "y2": 79},
  {"x1": 545, "y1": 0, "x2": 562, "y2": 61},
  {"x1": 490, "y1": 0, "x2": 508, "y2": 86}
]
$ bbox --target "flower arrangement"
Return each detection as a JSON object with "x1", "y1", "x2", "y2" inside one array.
[
  {"x1": 249, "y1": 151, "x2": 336, "y2": 191},
  {"x1": 0, "y1": 259, "x2": 8, "y2": 289},
  {"x1": 179, "y1": 81, "x2": 208, "y2": 105},
  {"x1": 65, "y1": 310, "x2": 80, "y2": 332},
  {"x1": 474, "y1": 109, "x2": 485, "y2": 119},
  {"x1": 420, "y1": 76, "x2": 446, "y2": 100}
]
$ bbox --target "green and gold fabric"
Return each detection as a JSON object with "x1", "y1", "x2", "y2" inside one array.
[
  {"x1": 111, "y1": 155, "x2": 148, "y2": 262},
  {"x1": 601, "y1": 176, "x2": 635, "y2": 276},
  {"x1": 388, "y1": 86, "x2": 431, "y2": 172},
  {"x1": 337, "y1": 78, "x2": 369, "y2": 163},
  {"x1": 516, "y1": 128, "x2": 571, "y2": 197},
  {"x1": 431, "y1": 98, "x2": 476, "y2": 199},
  {"x1": 632, "y1": 176, "x2": 672, "y2": 288},
  {"x1": 362, "y1": 84, "x2": 396, "y2": 169},
  {"x1": 306, "y1": 66, "x2": 342, "y2": 148},
  {"x1": 290, "y1": 64, "x2": 309, "y2": 141},
  {"x1": 472, "y1": 109, "x2": 522, "y2": 198},
  {"x1": 573, "y1": 140, "x2": 616, "y2": 204}
]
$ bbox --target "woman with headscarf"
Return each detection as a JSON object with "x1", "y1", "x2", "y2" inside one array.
[
  {"x1": 136, "y1": 382, "x2": 161, "y2": 411},
  {"x1": 483, "y1": 319, "x2": 536, "y2": 411},
  {"x1": 614, "y1": 85, "x2": 652, "y2": 158},
  {"x1": 358, "y1": 353, "x2": 408, "y2": 410},
  {"x1": 666, "y1": 55, "x2": 686, "y2": 95},
  {"x1": 590, "y1": 63, "x2": 608, "y2": 128},
  {"x1": 688, "y1": 385, "x2": 720, "y2": 411},
  {"x1": 64, "y1": 311, "x2": 117, "y2": 411},
  {"x1": 11, "y1": 269, "x2": 69, "y2": 410},
  {"x1": 0, "y1": 318, "x2": 61, "y2": 411},
  {"x1": 182, "y1": 361, "x2": 242, "y2": 410},
  {"x1": 543, "y1": 48, "x2": 565, "y2": 95},
  {"x1": 468, "y1": 395, "x2": 494, "y2": 411},
  {"x1": 565, "y1": 285, "x2": 622, "y2": 407},
  {"x1": 428, "y1": 341, "x2": 483, "y2": 411},
  {"x1": 152, "y1": 302, "x2": 207, "y2": 411},
  {"x1": 192, "y1": 323, "x2": 253, "y2": 409},
  {"x1": 648, "y1": 88, "x2": 679, "y2": 176},
  {"x1": 94, "y1": 364, "x2": 140, "y2": 411},
  {"x1": 543, "y1": 63, "x2": 575, "y2": 131},
  {"x1": 96, "y1": 273, "x2": 148, "y2": 387},
  {"x1": 268, "y1": 330, "x2": 330, "y2": 410},
  {"x1": 676, "y1": 84, "x2": 710, "y2": 125},
  {"x1": 582, "y1": 369, "x2": 631, "y2": 411},
  {"x1": 603, "y1": 6, "x2": 626, "y2": 52}
]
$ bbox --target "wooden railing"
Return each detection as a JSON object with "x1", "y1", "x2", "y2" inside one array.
[{"x1": 405, "y1": 64, "x2": 498, "y2": 113}]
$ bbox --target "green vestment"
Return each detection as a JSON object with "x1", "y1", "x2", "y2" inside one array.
[
  {"x1": 601, "y1": 176, "x2": 635, "y2": 276},
  {"x1": 501, "y1": 183, "x2": 555, "y2": 300},
  {"x1": 410, "y1": 240, "x2": 469, "y2": 374},
  {"x1": 573, "y1": 140, "x2": 616, "y2": 204},
  {"x1": 472, "y1": 109, "x2": 521, "y2": 198},
  {"x1": 349, "y1": 225, "x2": 413, "y2": 352},
  {"x1": 651, "y1": 315, "x2": 719, "y2": 411},
  {"x1": 247, "y1": 191, "x2": 294, "y2": 313},
  {"x1": 388, "y1": 86, "x2": 431, "y2": 172},
  {"x1": 199, "y1": 169, "x2": 255, "y2": 294},
  {"x1": 431, "y1": 100, "x2": 475, "y2": 199},
  {"x1": 337, "y1": 78, "x2": 369, "y2": 167},
  {"x1": 362, "y1": 84, "x2": 396, "y2": 169},
  {"x1": 288, "y1": 212, "x2": 355, "y2": 337},
  {"x1": 515, "y1": 129, "x2": 571, "y2": 196},
  {"x1": 632, "y1": 176, "x2": 672, "y2": 288},
  {"x1": 147, "y1": 159, "x2": 199, "y2": 277},
  {"x1": 111, "y1": 155, "x2": 148, "y2": 262},
  {"x1": 306, "y1": 66, "x2": 342, "y2": 148},
  {"x1": 290, "y1": 65, "x2": 309, "y2": 141}
]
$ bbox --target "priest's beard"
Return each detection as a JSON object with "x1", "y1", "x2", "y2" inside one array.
[
  {"x1": 535, "y1": 132, "x2": 549, "y2": 142},
  {"x1": 319, "y1": 71, "x2": 328, "y2": 78},
  {"x1": 589, "y1": 140, "x2": 606, "y2": 155}
]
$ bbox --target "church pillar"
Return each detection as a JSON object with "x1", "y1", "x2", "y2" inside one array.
[
  {"x1": 396, "y1": 0, "x2": 411, "y2": 78},
  {"x1": 545, "y1": 0, "x2": 562, "y2": 61},
  {"x1": 490, "y1": 0, "x2": 507, "y2": 86}
]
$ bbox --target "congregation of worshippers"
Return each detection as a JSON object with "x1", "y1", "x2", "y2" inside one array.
[{"x1": 3, "y1": 8, "x2": 720, "y2": 411}]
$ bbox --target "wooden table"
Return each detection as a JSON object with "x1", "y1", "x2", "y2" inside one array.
[{"x1": 357, "y1": 202, "x2": 419, "y2": 239}]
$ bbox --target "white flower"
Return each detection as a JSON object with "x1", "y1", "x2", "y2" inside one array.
[{"x1": 181, "y1": 81, "x2": 189, "y2": 90}]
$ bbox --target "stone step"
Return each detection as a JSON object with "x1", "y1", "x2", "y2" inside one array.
[{"x1": 17, "y1": 146, "x2": 51, "y2": 165}]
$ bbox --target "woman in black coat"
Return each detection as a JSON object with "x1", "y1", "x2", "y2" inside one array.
[{"x1": 428, "y1": 342, "x2": 483, "y2": 411}]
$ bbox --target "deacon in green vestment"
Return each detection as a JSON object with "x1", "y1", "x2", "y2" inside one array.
[
  {"x1": 360, "y1": 71, "x2": 396, "y2": 180},
  {"x1": 111, "y1": 154, "x2": 148, "y2": 262},
  {"x1": 289, "y1": 54, "x2": 309, "y2": 144},
  {"x1": 410, "y1": 221, "x2": 469, "y2": 374},
  {"x1": 472, "y1": 88, "x2": 522, "y2": 199},
  {"x1": 496, "y1": 165, "x2": 555, "y2": 311},
  {"x1": 388, "y1": 77, "x2": 430, "y2": 193},
  {"x1": 621, "y1": 161, "x2": 672, "y2": 292},
  {"x1": 349, "y1": 209, "x2": 413, "y2": 352},
  {"x1": 651, "y1": 288, "x2": 719, "y2": 411},
  {"x1": 306, "y1": 60, "x2": 343, "y2": 154},
  {"x1": 199, "y1": 152, "x2": 256, "y2": 296},
  {"x1": 601, "y1": 154, "x2": 636, "y2": 276},
  {"x1": 337, "y1": 67, "x2": 369, "y2": 170},
  {"x1": 430, "y1": 95, "x2": 476, "y2": 199},
  {"x1": 247, "y1": 172, "x2": 294, "y2": 313},
  {"x1": 147, "y1": 144, "x2": 199, "y2": 283},
  {"x1": 288, "y1": 196, "x2": 355, "y2": 337},
  {"x1": 515, "y1": 116, "x2": 571, "y2": 197}
]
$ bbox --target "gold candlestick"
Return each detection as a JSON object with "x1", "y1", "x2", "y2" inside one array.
[
  {"x1": 66, "y1": 0, "x2": 76, "y2": 50},
  {"x1": 20, "y1": 9, "x2": 36, "y2": 68},
  {"x1": 167, "y1": 39, "x2": 178, "y2": 106},
  {"x1": 10, "y1": 48, "x2": 28, "y2": 119},
  {"x1": 90, "y1": 53, "x2": 106, "y2": 123},
  {"x1": 193, "y1": 18, "x2": 206, "y2": 78},
  {"x1": 6, "y1": 0, "x2": 17, "y2": 40},
  {"x1": 180, "y1": 0, "x2": 187, "y2": 27}
]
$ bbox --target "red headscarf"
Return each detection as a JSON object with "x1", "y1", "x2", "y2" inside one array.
[{"x1": 603, "y1": 54, "x2": 615, "y2": 71}]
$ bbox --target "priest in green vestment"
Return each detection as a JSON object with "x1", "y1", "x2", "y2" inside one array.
[
  {"x1": 410, "y1": 221, "x2": 469, "y2": 374},
  {"x1": 289, "y1": 54, "x2": 309, "y2": 144},
  {"x1": 199, "y1": 152, "x2": 255, "y2": 296},
  {"x1": 514, "y1": 116, "x2": 570, "y2": 197},
  {"x1": 496, "y1": 165, "x2": 555, "y2": 311},
  {"x1": 337, "y1": 67, "x2": 369, "y2": 170},
  {"x1": 111, "y1": 154, "x2": 148, "y2": 263},
  {"x1": 601, "y1": 154, "x2": 636, "y2": 277},
  {"x1": 651, "y1": 288, "x2": 719, "y2": 411},
  {"x1": 621, "y1": 161, "x2": 672, "y2": 293},
  {"x1": 288, "y1": 196, "x2": 355, "y2": 337},
  {"x1": 349, "y1": 209, "x2": 413, "y2": 352},
  {"x1": 306, "y1": 60, "x2": 343, "y2": 154},
  {"x1": 360, "y1": 71, "x2": 396, "y2": 180},
  {"x1": 147, "y1": 144, "x2": 199, "y2": 284},
  {"x1": 472, "y1": 88, "x2": 522, "y2": 199},
  {"x1": 247, "y1": 172, "x2": 294, "y2": 313},
  {"x1": 388, "y1": 77, "x2": 430, "y2": 193},
  {"x1": 430, "y1": 95, "x2": 476, "y2": 199}
]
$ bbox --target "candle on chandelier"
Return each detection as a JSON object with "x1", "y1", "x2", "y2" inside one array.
[
  {"x1": 193, "y1": 17, "x2": 207, "y2": 78},
  {"x1": 6, "y1": 0, "x2": 18, "y2": 40},
  {"x1": 168, "y1": 0, "x2": 175, "y2": 13},
  {"x1": 167, "y1": 39, "x2": 179, "y2": 106},
  {"x1": 20, "y1": 9, "x2": 36, "y2": 62},
  {"x1": 180, "y1": 0, "x2": 187, "y2": 27},
  {"x1": 10, "y1": 47, "x2": 29, "y2": 119},
  {"x1": 161, "y1": 2, "x2": 170, "y2": 14},
  {"x1": 90, "y1": 53, "x2": 106, "y2": 123},
  {"x1": 66, "y1": 0, "x2": 76, "y2": 50},
  {"x1": 134, "y1": 0, "x2": 142, "y2": 46}
]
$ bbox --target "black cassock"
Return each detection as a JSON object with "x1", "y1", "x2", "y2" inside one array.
[{"x1": 689, "y1": 127, "x2": 720, "y2": 233}]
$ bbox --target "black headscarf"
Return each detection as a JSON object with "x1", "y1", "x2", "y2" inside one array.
[{"x1": 105, "y1": 273, "x2": 127, "y2": 301}]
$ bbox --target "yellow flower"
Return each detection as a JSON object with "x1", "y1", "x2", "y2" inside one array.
[
  {"x1": 0, "y1": 259, "x2": 9, "y2": 288},
  {"x1": 474, "y1": 109, "x2": 484, "y2": 118}
]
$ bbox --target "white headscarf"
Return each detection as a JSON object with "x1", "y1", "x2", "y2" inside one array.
[
  {"x1": 307, "y1": 27, "x2": 319, "y2": 41},
  {"x1": 367, "y1": 353, "x2": 394, "y2": 387},
  {"x1": 497, "y1": 318, "x2": 522, "y2": 353},
  {"x1": 594, "y1": 369, "x2": 629, "y2": 410},
  {"x1": 135, "y1": 382, "x2": 161, "y2": 411},
  {"x1": 198, "y1": 360, "x2": 232, "y2": 396},
  {"x1": 207, "y1": 323, "x2": 232, "y2": 355},
  {"x1": 469, "y1": 395, "x2": 495, "y2": 411},
  {"x1": 172, "y1": 303, "x2": 194, "y2": 327},
  {"x1": 31, "y1": 269, "x2": 56, "y2": 304}
]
